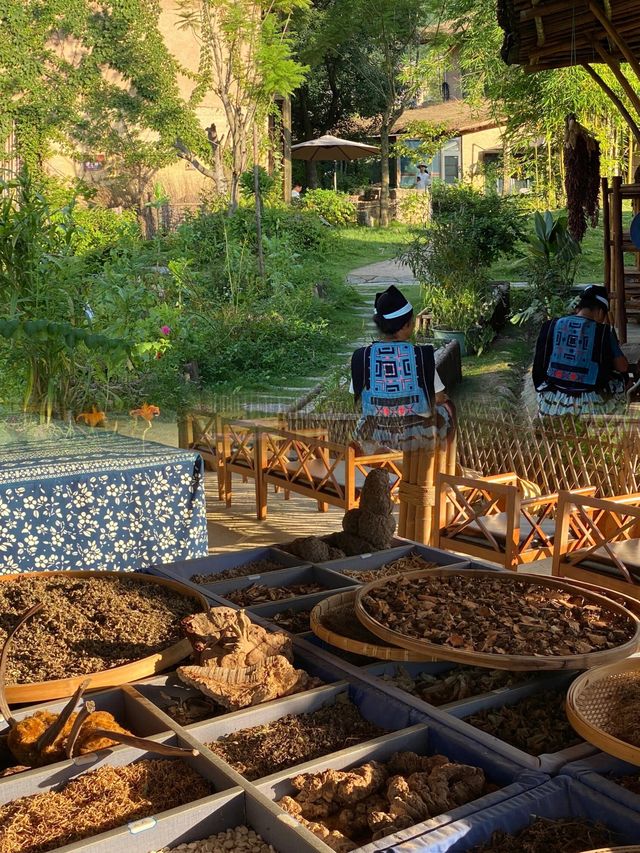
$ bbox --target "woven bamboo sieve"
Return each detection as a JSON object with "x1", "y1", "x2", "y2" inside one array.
[
  {"x1": 0, "y1": 571, "x2": 208, "y2": 704},
  {"x1": 354, "y1": 568, "x2": 640, "y2": 671},
  {"x1": 310, "y1": 590, "x2": 437, "y2": 661},
  {"x1": 566, "y1": 659, "x2": 640, "y2": 766},
  {"x1": 582, "y1": 848, "x2": 640, "y2": 852}
]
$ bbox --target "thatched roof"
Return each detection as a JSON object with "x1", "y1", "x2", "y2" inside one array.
[
  {"x1": 392, "y1": 100, "x2": 501, "y2": 135},
  {"x1": 499, "y1": 0, "x2": 640, "y2": 72}
]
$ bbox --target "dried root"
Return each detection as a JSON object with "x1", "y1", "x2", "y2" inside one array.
[{"x1": 278, "y1": 751, "x2": 488, "y2": 849}]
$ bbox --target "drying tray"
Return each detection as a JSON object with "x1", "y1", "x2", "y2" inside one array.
[
  {"x1": 354, "y1": 568, "x2": 640, "y2": 671},
  {"x1": 310, "y1": 589, "x2": 436, "y2": 662},
  {"x1": 1, "y1": 571, "x2": 208, "y2": 704},
  {"x1": 567, "y1": 658, "x2": 640, "y2": 767}
]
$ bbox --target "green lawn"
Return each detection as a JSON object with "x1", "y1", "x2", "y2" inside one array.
[{"x1": 324, "y1": 222, "x2": 413, "y2": 281}]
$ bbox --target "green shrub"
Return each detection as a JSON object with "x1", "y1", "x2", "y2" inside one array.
[
  {"x1": 512, "y1": 211, "x2": 581, "y2": 324},
  {"x1": 239, "y1": 166, "x2": 275, "y2": 198},
  {"x1": 431, "y1": 183, "x2": 526, "y2": 267},
  {"x1": 70, "y1": 206, "x2": 140, "y2": 259},
  {"x1": 300, "y1": 189, "x2": 357, "y2": 226}
]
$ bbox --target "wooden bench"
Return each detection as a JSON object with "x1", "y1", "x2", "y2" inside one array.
[
  {"x1": 257, "y1": 427, "x2": 403, "y2": 520},
  {"x1": 553, "y1": 491, "x2": 640, "y2": 601},
  {"x1": 435, "y1": 472, "x2": 595, "y2": 570}
]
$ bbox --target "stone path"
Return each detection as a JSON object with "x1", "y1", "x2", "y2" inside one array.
[
  {"x1": 243, "y1": 258, "x2": 419, "y2": 412},
  {"x1": 347, "y1": 258, "x2": 416, "y2": 285}
]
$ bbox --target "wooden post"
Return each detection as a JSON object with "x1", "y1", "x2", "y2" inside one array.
[
  {"x1": 282, "y1": 96, "x2": 292, "y2": 204},
  {"x1": 177, "y1": 413, "x2": 194, "y2": 450},
  {"x1": 612, "y1": 176, "x2": 627, "y2": 343},
  {"x1": 602, "y1": 177, "x2": 611, "y2": 298}
]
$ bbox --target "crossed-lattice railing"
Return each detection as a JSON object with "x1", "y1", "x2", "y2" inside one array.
[
  {"x1": 457, "y1": 407, "x2": 640, "y2": 497},
  {"x1": 261, "y1": 427, "x2": 403, "y2": 511}
]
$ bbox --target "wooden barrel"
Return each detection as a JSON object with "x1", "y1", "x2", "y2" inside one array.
[{"x1": 1, "y1": 571, "x2": 208, "y2": 704}]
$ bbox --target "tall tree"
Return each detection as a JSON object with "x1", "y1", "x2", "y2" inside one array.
[
  {"x1": 175, "y1": 0, "x2": 310, "y2": 209},
  {"x1": 439, "y1": 0, "x2": 638, "y2": 202},
  {"x1": 309, "y1": 0, "x2": 435, "y2": 224},
  {"x1": 0, "y1": 0, "x2": 202, "y2": 206}
]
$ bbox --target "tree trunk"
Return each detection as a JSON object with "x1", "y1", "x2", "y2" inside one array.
[
  {"x1": 380, "y1": 118, "x2": 391, "y2": 227},
  {"x1": 253, "y1": 125, "x2": 265, "y2": 279}
]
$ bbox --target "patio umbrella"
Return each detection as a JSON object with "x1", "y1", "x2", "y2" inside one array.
[{"x1": 291, "y1": 134, "x2": 380, "y2": 190}]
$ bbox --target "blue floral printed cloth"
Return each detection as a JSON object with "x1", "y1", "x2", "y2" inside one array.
[{"x1": 0, "y1": 427, "x2": 208, "y2": 573}]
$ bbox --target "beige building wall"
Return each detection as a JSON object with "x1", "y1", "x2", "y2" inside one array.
[
  {"x1": 461, "y1": 126, "x2": 505, "y2": 187},
  {"x1": 44, "y1": 1, "x2": 232, "y2": 203},
  {"x1": 156, "y1": 0, "x2": 229, "y2": 202}
]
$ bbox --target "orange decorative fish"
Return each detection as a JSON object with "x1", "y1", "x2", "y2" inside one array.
[
  {"x1": 76, "y1": 407, "x2": 106, "y2": 427},
  {"x1": 129, "y1": 403, "x2": 160, "y2": 425}
]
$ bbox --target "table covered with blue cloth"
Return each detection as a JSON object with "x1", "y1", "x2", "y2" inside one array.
[{"x1": 0, "y1": 426, "x2": 208, "y2": 574}]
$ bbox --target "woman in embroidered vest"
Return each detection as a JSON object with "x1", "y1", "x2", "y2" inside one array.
[
  {"x1": 350, "y1": 285, "x2": 448, "y2": 452},
  {"x1": 532, "y1": 285, "x2": 629, "y2": 417}
]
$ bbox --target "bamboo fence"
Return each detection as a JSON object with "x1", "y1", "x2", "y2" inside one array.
[{"x1": 457, "y1": 406, "x2": 640, "y2": 497}]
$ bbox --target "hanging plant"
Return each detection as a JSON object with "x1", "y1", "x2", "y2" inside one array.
[{"x1": 563, "y1": 114, "x2": 601, "y2": 242}]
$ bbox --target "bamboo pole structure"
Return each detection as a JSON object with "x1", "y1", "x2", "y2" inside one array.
[
  {"x1": 602, "y1": 177, "x2": 612, "y2": 298},
  {"x1": 398, "y1": 415, "x2": 457, "y2": 544},
  {"x1": 612, "y1": 176, "x2": 627, "y2": 343}
]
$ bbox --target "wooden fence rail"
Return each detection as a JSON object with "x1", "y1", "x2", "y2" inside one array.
[{"x1": 457, "y1": 407, "x2": 640, "y2": 497}]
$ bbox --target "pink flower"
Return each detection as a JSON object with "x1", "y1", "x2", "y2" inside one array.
[{"x1": 161, "y1": 325, "x2": 171, "y2": 336}]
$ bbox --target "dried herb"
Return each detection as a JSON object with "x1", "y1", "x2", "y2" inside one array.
[
  {"x1": 381, "y1": 665, "x2": 532, "y2": 706},
  {"x1": 191, "y1": 559, "x2": 284, "y2": 584},
  {"x1": 471, "y1": 817, "x2": 619, "y2": 852},
  {"x1": 615, "y1": 773, "x2": 640, "y2": 794},
  {"x1": 361, "y1": 575, "x2": 634, "y2": 657},
  {"x1": 341, "y1": 554, "x2": 437, "y2": 584},
  {"x1": 270, "y1": 608, "x2": 312, "y2": 633},
  {"x1": 321, "y1": 602, "x2": 386, "y2": 645},
  {"x1": 224, "y1": 583, "x2": 324, "y2": 606},
  {"x1": 0, "y1": 759, "x2": 210, "y2": 853},
  {"x1": 151, "y1": 826, "x2": 276, "y2": 853},
  {"x1": 465, "y1": 690, "x2": 581, "y2": 755},
  {"x1": 278, "y1": 750, "x2": 490, "y2": 852},
  {"x1": 564, "y1": 115, "x2": 601, "y2": 242},
  {"x1": 206, "y1": 695, "x2": 386, "y2": 781},
  {"x1": 156, "y1": 691, "x2": 226, "y2": 726},
  {"x1": 0, "y1": 575, "x2": 197, "y2": 683},
  {"x1": 588, "y1": 678, "x2": 640, "y2": 747}
]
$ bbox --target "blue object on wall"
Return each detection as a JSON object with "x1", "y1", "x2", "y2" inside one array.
[{"x1": 630, "y1": 212, "x2": 640, "y2": 249}]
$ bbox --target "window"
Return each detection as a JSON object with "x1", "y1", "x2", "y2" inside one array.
[{"x1": 444, "y1": 155, "x2": 459, "y2": 184}]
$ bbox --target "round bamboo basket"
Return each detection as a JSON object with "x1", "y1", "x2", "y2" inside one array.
[
  {"x1": 1, "y1": 570, "x2": 208, "y2": 704},
  {"x1": 561, "y1": 578, "x2": 640, "y2": 619},
  {"x1": 354, "y1": 568, "x2": 640, "y2": 671},
  {"x1": 310, "y1": 590, "x2": 437, "y2": 662},
  {"x1": 566, "y1": 658, "x2": 640, "y2": 767},
  {"x1": 582, "y1": 848, "x2": 640, "y2": 852}
]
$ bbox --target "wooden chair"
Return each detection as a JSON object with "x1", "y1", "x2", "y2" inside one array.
[
  {"x1": 553, "y1": 491, "x2": 640, "y2": 601},
  {"x1": 435, "y1": 472, "x2": 596, "y2": 571},
  {"x1": 259, "y1": 427, "x2": 403, "y2": 520},
  {"x1": 178, "y1": 412, "x2": 224, "y2": 500}
]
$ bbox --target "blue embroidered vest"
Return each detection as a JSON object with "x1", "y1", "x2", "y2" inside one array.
[
  {"x1": 360, "y1": 342, "x2": 431, "y2": 419},
  {"x1": 546, "y1": 316, "x2": 604, "y2": 389}
]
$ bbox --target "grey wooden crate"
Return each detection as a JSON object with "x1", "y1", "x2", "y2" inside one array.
[
  {"x1": 439, "y1": 672, "x2": 597, "y2": 773},
  {"x1": 360, "y1": 661, "x2": 555, "y2": 710},
  {"x1": 315, "y1": 544, "x2": 470, "y2": 585},
  {"x1": 252, "y1": 720, "x2": 548, "y2": 853},
  {"x1": 0, "y1": 729, "x2": 238, "y2": 805},
  {"x1": 205, "y1": 565, "x2": 356, "y2": 605},
  {"x1": 56, "y1": 787, "x2": 327, "y2": 853}
]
